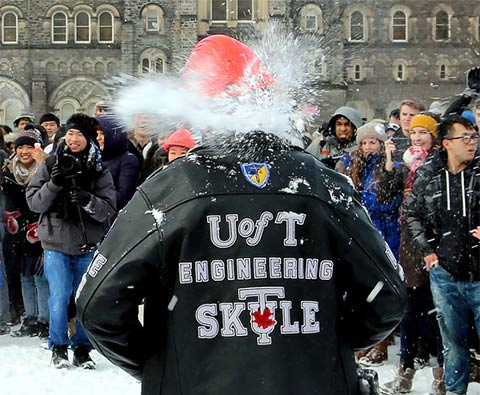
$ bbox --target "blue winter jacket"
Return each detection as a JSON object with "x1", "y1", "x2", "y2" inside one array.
[{"x1": 361, "y1": 154, "x2": 402, "y2": 258}]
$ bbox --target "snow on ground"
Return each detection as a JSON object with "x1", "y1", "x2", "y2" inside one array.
[
  {"x1": 0, "y1": 330, "x2": 140, "y2": 395},
  {"x1": 1, "y1": 333, "x2": 480, "y2": 395}
]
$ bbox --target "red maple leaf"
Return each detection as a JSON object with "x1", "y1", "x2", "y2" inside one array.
[{"x1": 252, "y1": 308, "x2": 275, "y2": 329}]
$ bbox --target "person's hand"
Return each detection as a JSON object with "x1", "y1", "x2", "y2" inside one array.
[
  {"x1": 50, "y1": 162, "x2": 66, "y2": 187},
  {"x1": 472, "y1": 226, "x2": 480, "y2": 240},
  {"x1": 384, "y1": 138, "x2": 396, "y2": 171},
  {"x1": 32, "y1": 146, "x2": 47, "y2": 164},
  {"x1": 69, "y1": 187, "x2": 91, "y2": 207},
  {"x1": 467, "y1": 67, "x2": 480, "y2": 93},
  {"x1": 424, "y1": 253, "x2": 440, "y2": 271}
]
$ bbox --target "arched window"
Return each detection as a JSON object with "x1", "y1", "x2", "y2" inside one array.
[
  {"x1": 354, "y1": 64, "x2": 362, "y2": 80},
  {"x1": 350, "y1": 11, "x2": 364, "y2": 41},
  {"x1": 304, "y1": 11, "x2": 317, "y2": 31},
  {"x1": 392, "y1": 11, "x2": 407, "y2": 41},
  {"x1": 2, "y1": 12, "x2": 18, "y2": 44},
  {"x1": 238, "y1": 0, "x2": 254, "y2": 21},
  {"x1": 52, "y1": 11, "x2": 68, "y2": 43},
  {"x1": 59, "y1": 102, "x2": 76, "y2": 124},
  {"x1": 397, "y1": 64, "x2": 405, "y2": 81},
  {"x1": 146, "y1": 10, "x2": 158, "y2": 31},
  {"x1": 3, "y1": 100, "x2": 22, "y2": 126},
  {"x1": 435, "y1": 11, "x2": 450, "y2": 41},
  {"x1": 75, "y1": 12, "x2": 90, "y2": 43},
  {"x1": 98, "y1": 11, "x2": 114, "y2": 43},
  {"x1": 439, "y1": 64, "x2": 447, "y2": 79}
]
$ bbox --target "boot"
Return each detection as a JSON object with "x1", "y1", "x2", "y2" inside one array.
[
  {"x1": 358, "y1": 338, "x2": 389, "y2": 367},
  {"x1": 37, "y1": 320, "x2": 49, "y2": 339},
  {"x1": 73, "y1": 344, "x2": 96, "y2": 370},
  {"x1": 430, "y1": 367, "x2": 445, "y2": 395},
  {"x1": 11, "y1": 315, "x2": 38, "y2": 337},
  {"x1": 51, "y1": 345, "x2": 69, "y2": 369},
  {"x1": 380, "y1": 364, "x2": 415, "y2": 394}
]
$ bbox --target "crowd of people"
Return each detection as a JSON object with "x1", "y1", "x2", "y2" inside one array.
[
  {"x1": 0, "y1": 108, "x2": 196, "y2": 369},
  {"x1": 0, "y1": 33, "x2": 479, "y2": 395}
]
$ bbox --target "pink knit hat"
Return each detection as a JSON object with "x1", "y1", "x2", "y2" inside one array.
[{"x1": 163, "y1": 129, "x2": 195, "y2": 151}]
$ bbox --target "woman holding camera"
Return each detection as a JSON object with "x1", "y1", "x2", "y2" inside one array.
[{"x1": 26, "y1": 113, "x2": 116, "y2": 369}]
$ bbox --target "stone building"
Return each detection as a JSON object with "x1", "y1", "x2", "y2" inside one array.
[{"x1": 0, "y1": 0, "x2": 479, "y2": 127}]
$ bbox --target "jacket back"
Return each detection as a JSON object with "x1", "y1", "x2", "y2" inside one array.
[{"x1": 77, "y1": 133, "x2": 406, "y2": 395}]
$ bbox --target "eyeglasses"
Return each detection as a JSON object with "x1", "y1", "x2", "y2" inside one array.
[{"x1": 445, "y1": 133, "x2": 480, "y2": 144}]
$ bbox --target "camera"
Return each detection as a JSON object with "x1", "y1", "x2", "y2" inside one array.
[{"x1": 57, "y1": 153, "x2": 82, "y2": 178}]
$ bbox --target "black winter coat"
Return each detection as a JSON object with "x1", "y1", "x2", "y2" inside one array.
[
  {"x1": 404, "y1": 148, "x2": 480, "y2": 281},
  {"x1": 77, "y1": 132, "x2": 406, "y2": 395}
]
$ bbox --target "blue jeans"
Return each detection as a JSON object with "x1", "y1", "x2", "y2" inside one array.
[
  {"x1": 0, "y1": 250, "x2": 10, "y2": 325},
  {"x1": 44, "y1": 249, "x2": 93, "y2": 350},
  {"x1": 430, "y1": 266, "x2": 480, "y2": 395},
  {"x1": 20, "y1": 256, "x2": 49, "y2": 322}
]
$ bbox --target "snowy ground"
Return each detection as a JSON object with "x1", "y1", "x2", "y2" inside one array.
[{"x1": 1, "y1": 333, "x2": 480, "y2": 395}]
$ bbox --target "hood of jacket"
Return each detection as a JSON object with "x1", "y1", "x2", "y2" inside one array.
[
  {"x1": 325, "y1": 107, "x2": 364, "y2": 137},
  {"x1": 95, "y1": 116, "x2": 129, "y2": 161}
]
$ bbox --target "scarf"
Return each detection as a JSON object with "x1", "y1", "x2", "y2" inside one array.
[{"x1": 5, "y1": 156, "x2": 39, "y2": 187}]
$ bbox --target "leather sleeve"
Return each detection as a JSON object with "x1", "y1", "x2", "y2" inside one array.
[
  {"x1": 334, "y1": 198, "x2": 407, "y2": 350},
  {"x1": 76, "y1": 189, "x2": 163, "y2": 380}
]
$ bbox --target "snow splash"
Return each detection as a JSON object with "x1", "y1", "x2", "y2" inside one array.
[{"x1": 110, "y1": 24, "x2": 324, "y2": 145}]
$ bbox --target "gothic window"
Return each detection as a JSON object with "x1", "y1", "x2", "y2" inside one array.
[
  {"x1": 397, "y1": 64, "x2": 405, "y2": 81},
  {"x1": 140, "y1": 49, "x2": 167, "y2": 74},
  {"x1": 439, "y1": 64, "x2": 447, "y2": 79},
  {"x1": 98, "y1": 11, "x2": 114, "y2": 43},
  {"x1": 2, "y1": 12, "x2": 18, "y2": 44},
  {"x1": 3, "y1": 99, "x2": 22, "y2": 126},
  {"x1": 52, "y1": 11, "x2": 68, "y2": 43},
  {"x1": 142, "y1": 5, "x2": 164, "y2": 33},
  {"x1": 435, "y1": 10, "x2": 450, "y2": 41},
  {"x1": 354, "y1": 64, "x2": 362, "y2": 81},
  {"x1": 349, "y1": 11, "x2": 364, "y2": 41},
  {"x1": 59, "y1": 102, "x2": 76, "y2": 124},
  {"x1": 392, "y1": 11, "x2": 407, "y2": 41},
  {"x1": 146, "y1": 10, "x2": 158, "y2": 31},
  {"x1": 305, "y1": 12, "x2": 317, "y2": 31},
  {"x1": 75, "y1": 11, "x2": 90, "y2": 43}
]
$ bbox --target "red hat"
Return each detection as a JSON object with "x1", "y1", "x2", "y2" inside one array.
[
  {"x1": 182, "y1": 35, "x2": 275, "y2": 98},
  {"x1": 163, "y1": 129, "x2": 195, "y2": 151}
]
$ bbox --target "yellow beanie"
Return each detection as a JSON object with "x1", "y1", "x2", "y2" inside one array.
[{"x1": 410, "y1": 114, "x2": 438, "y2": 138}]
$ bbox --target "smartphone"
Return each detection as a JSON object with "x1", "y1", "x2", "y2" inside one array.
[{"x1": 390, "y1": 137, "x2": 410, "y2": 163}]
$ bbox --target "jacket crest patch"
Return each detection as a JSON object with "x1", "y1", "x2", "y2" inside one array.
[{"x1": 240, "y1": 162, "x2": 270, "y2": 189}]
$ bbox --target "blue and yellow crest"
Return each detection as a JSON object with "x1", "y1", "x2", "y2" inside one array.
[{"x1": 240, "y1": 162, "x2": 271, "y2": 189}]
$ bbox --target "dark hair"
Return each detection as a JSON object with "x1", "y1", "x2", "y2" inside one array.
[
  {"x1": 389, "y1": 108, "x2": 400, "y2": 119},
  {"x1": 0, "y1": 124, "x2": 12, "y2": 135},
  {"x1": 438, "y1": 115, "x2": 475, "y2": 140},
  {"x1": 39, "y1": 112, "x2": 60, "y2": 126},
  {"x1": 0, "y1": 127, "x2": 8, "y2": 153}
]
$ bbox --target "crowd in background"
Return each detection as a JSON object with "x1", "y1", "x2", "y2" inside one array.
[{"x1": 0, "y1": 67, "x2": 480, "y2": 394}]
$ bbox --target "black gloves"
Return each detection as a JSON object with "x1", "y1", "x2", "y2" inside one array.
[
  {"x1": 463, "y1": 66, "x2": 480, "y2": 98},
  {"x1": 50, "y1": 162, "x2": 66, "y2": 187},
  {"x1": 467, "y1": 66, "x2": 480, "y2": 92},
  {"x1": 70, "y1": 186, "x2": 91, "y2": 207}
]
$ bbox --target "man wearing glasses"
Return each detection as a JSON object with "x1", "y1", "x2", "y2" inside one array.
[{"x1": 404, "y1": 115, "x2": 480, "y2": 395}]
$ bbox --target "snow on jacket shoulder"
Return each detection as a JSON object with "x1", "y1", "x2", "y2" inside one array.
[{"x1": 77, "y1": 132, "x2": 406, "y2": 395}]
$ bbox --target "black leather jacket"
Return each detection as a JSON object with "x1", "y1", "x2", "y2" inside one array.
[{"x1": 77, "y1": 132, "x2": 406, "y2": 395}]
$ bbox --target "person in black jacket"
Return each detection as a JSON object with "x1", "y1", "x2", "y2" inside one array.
[
  {"x1": 404, "y1": 115, "x2": 480, "y2": 395},
  {"x1": 77, "y1": 34, "x2": 406, "y2": 395},
  {"x1": 77, "y1": 132, "x2": 406, "y2": 395}
]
